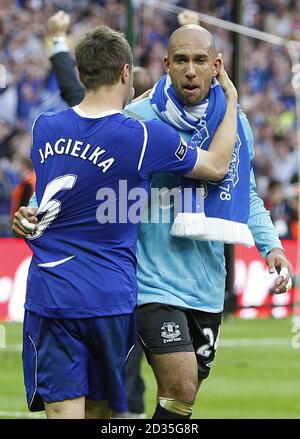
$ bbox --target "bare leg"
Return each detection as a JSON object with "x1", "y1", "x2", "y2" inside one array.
[
  {"x1": 85, "y1": 400, "x2": 111, "y2": 419},
  {"x1": 44, "y1": 396, "x2": 85, "y2": 419},
  {"x1": 150, "y1": 351, "x2": 200, "y2": 405}
]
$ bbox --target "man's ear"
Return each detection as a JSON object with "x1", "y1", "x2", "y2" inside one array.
[
  {"x1": 163, "y1": 56, "x2": 170, "y2": 74},
  {"x1": 121, "y1": 64, "x2": 130, "y2": 83},
  {"x1": 212, "y1": 55, "x2": 222, "y2": 77}
]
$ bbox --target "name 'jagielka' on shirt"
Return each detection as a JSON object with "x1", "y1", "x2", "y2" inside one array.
[{"x1": 38, "y1": 137, "x2": 115, "y2": 173}]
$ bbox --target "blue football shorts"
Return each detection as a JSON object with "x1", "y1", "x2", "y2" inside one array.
[{"x1": 22, "y1": 310, "x2": 136, "y2": 412}]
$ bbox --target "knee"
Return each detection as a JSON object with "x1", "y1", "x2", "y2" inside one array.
[
  {"x1": 174, "y1": 381, "x2": 198, "y2": 405},
  {"x1": 160, "y1": 379, "x2": 198, "y2": 405},
  {"x1": 45, "y1": 399, "x2": 85, "y2": 419},
  {"x1": 45, "y1": 402, "x2": 62, "y2": 418}
]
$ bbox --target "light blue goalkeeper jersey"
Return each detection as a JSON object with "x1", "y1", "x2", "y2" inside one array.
[
  {"x1": 124, "y1": 98, "x2": 282, "y2": 313},
  {"x1": 30, "y1": 98, "x2": 282, "y2": 313}
]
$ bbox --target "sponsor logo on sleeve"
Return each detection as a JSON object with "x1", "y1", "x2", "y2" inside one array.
[{"x1": 175, "y1": 140, "x2": 188, "y2": 161}]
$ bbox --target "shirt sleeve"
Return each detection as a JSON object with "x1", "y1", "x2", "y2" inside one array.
[
  {"x1": 50, "y1": 52, "x2": 84, "y2": 106},
  {"x1": 240, "y1": 109, "x2": 283, "y2": 257},
  {"x1": 138, "y1": 120, "x2": 198, "y2": 180}
]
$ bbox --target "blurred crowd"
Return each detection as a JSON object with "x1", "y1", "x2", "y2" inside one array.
[{"x1": 0, "y1": 0, "x2": 299, "y2": 239}]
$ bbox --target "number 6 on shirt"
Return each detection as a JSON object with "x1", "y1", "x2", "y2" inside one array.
[{"x1": 27, "y1": 174, "x2": 77, "y2": 240}]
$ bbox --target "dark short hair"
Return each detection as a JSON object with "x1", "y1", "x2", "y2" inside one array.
[{"x1": 75, "y1": 25, "x2": 133, "y2": 91}]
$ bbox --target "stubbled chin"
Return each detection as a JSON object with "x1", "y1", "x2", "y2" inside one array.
[
  {"x1": 184, "y1": 95, "x2": 202, "y2": 105},
  {"x1": 180, "y1": 90, "x2": 202, "y2": 105}
]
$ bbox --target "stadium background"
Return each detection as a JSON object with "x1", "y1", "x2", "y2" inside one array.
[{"x1": 0, "y1": 0, "x2": 299, "y2": 419}]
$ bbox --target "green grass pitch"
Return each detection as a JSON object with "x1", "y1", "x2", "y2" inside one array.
[{"x1": 0, "y1": 318, "x2": 299, "y2": 419}]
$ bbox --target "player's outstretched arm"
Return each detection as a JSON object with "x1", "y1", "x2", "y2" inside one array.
[
  {"x1": 48, "y1": 11, "x2": 84, "y2": 107},
  {"x1": 186, "y1": 56, "x2": 238, "y2": 181}
]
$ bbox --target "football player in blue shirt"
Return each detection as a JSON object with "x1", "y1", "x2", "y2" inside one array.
[{"x1": 14, "y1": 25, "x2": 238, "y2": 418}]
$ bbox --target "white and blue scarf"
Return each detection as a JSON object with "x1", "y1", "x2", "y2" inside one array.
[{"x1": 150, "y1": 75, "x2": 254, "y2": 246}]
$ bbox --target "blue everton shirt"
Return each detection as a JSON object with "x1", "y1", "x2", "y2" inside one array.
[{"x1": 25, "y1": 107, "x2": 198, "y2": 318}]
